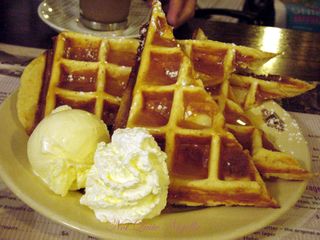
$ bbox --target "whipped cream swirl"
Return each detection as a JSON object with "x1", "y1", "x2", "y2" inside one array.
[{"x1": 80, "y1": 128, "x2": 169, "y2": 224}]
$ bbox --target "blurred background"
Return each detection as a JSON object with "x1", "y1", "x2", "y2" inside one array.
[{"x1": 195, "y1": 0, "x2": 320, "y2": 32}]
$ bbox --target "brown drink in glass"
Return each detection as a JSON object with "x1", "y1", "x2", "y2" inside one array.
[{"x1": 79, "y1": 0, "x2": 132, "y2": 31}]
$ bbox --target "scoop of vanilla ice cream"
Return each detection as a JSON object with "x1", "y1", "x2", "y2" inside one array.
[
  {"x1": 80, "y1": 127, "x2": 169, "y2": 224},
  {"x1": 27, "y1": 106, "x2": 110, "y2": 196}
]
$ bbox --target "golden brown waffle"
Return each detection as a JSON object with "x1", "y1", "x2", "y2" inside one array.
[
  {"x1": 229, "y1": 71, "x2": 316, "y2": 110},
  {"x1": 18, "y1": 0, "x2": 313, "y2": 205},
  {"x1": 17, "y1": 31, "x2": 139, "y2": 134},
  {"x1": 120, "y1": 0, "x2": 278, "y2": 207},
  {"x1": 180, "y1": 39, "x2": 315, "y2": 110},
  {"x1": 185, "y1": 31, "x2": 313, "y2": 180},
  {"x1": 180, "y1": 39, "x2": 277, "y2": 88},
  {"x1": 18, "y1": 30, "x2": 315, "y2": 135},
  {"x1": 217, "y1": 80, "x2": 311, "y2": 180}
]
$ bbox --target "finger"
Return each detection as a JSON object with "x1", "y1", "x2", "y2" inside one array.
[
  {"x1": 174, "y1": 0, "x2": 196, "y2": 27},
  {"x1": 166, "y1": 0, "x2": 184, "y2": 27}
]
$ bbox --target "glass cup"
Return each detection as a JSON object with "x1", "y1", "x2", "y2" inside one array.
[{"x1": 79, "y1": 0, "x2": 132, "y2": 31}]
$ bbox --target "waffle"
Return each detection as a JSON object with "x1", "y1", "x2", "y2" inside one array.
[
  {"x1": 180, "y1": 39, "x2": 277, "y2": 88},
  {"x1": 216, "y1": 80, "x2": 311, "y2": 180},
  {"x1": 17, "y1": 31, "x2": 139, "y2": 134},
  {"x1": 117, "y1": 0, "x2": 278, "y2": 207},
  {"x1": 17, "y1": 1, "x2": 313, "y2": 200},
  {"x1": 229, "y1": 71, "x2": 316, "y2": 110},
  {"x1": 180, "y1": 39, "x2": 316, "y2": 110},
  {"x1": 185, "y1": 31, "x2": 313, "y2": 180},
  {"x1": 18, "y1": 31, "x2": 315, "y2": 135}
]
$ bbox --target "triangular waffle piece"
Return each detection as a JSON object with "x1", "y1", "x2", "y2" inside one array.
[
  {"x1": 184, "y1": 30, "x2": 316, "y2": 110},
  {"x1": 250, "y1": 128, "x2": 311, "y2": 180},
  {"x1": 17, "y1": 31, "x2": 139, "y2": 134},
  {"x1": 229, "y1": 71, "x2": 316, "y2": 110},
  {"x1": 197, "y1": 61, "x2": 311, "y2": 180},
  {"x1": 117, "y1": 0, "x2": 277, "y2": 207},
  {"x1": 186, "y1": 30, "x2": 313, "y2": 180},
  {"x1": 180, "y1": 39, "x2": 277, "y2": 88},
  {"x1": 223, "y1": 94, "x2": 311, "y2": 180}
]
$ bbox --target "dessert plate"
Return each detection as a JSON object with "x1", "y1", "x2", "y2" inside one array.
[
  {"x1": 0, "y1": 92, "x2": 310, "y2": 240},
  {"x1": 37, "y1": 0, "x2": 151, "y2": 38}
]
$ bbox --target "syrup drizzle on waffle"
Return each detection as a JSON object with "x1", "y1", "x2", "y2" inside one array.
[
  {"x1": 121, "y1": 0, "x2": 279, "y2": 207},
  {"x1": 36, "y1": 32, "x2": 139, "y2": 131}
]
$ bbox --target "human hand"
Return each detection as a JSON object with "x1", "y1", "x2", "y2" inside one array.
[{"x1": 166, "y1": 0, "x2": 197, "y2": 27}]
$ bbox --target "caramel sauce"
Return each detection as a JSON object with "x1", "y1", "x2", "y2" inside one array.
[
  {"x1": 153, "y1": 34, "x2": 177, "y2": 47},
  {"x1": 152, "y1": 17, "x2": 177, "y2": 47},
  {"x1": 133, "y1": 91, "x2": 173, "y2": 127},
  {"x1": 55, "y1": 95, "x2": 96, "y2": 114},
  {"x1": 260, "y1": 74, "x2": 306, "y2": 88},
  {"x1": 191, "y1": 46, "x2": 227, "y2": 83},
  {"x1": 64, "y1": 38, "x2": 100, "y2": 62},
  {"x1": 35, "y1": 50, "x2": 54, "y2": 130},
  {"x1": 172, "y1": 135, "x2": 210, "y2": 179},
  {"x1": 153, "y1": 134, "x2": 166, "y2": 152},
  {"x1": 255, "y1": 86, "x2": 280, "y2": 102},
  {"x1": 113, "y1": 25, "x2": 146, "y2": 131},
  {"x1": 179, "y1": 102, "x2": 213, "y2": 129},
  {"x1": 228, "y1": 128, "x2": 253, "y2": 153},
  {"x1": 224, "y1": 105, "x2": 251, "y2": 126},
  {"x1": 145, "y1": 52, "x2": 182, "y2": 85},
  {"x1": 59, "y1": 65, "x2": 97, "y2": 92},
  {"x1": 219, "y1": 137, "x2": 252, "y2": 180},
  {"x1": 104, "y1": 70, "x2": 130, "y2": 97},
  {"x1": 238, "y1": 70, "x2": 293, "y2": 84},
  {"x1": 234, "y1": 51, "x2": 254, "y2": 69},
  {"x1": 261, "y1": 74, "x2": 291, "y2": 83},
  {"x1": 106, "y1": 49, "x2": 136, "y2": 67},
  {"x1": 178, "y1": 91, "x2": 217, "y2": 129},
  {"x1": 237, "y1": 70, "x2": 308, "y2": 89},
  {"x1": 205, "y1": 84, "x2": 222, "y2": 97},
  {"x1": 102, "y1": 101, "x2": 119, "y2": 127}
]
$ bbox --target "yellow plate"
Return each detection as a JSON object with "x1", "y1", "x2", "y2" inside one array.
[{"x1": 0, "y1": 92, "x2": 310, "y2": 240}]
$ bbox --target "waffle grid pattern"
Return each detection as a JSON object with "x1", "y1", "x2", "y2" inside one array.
[
  {"x1": 217, "y1": 80, "x2": 311, "y2": 180},
  {"x1": 126, "y1": 1, "x2": 277, "y2": 207},
  {"x1": 180, "y1": 36, "x2": 313, "y2": 180},
  {"x1": 45, "y1": 32, "x2": 138, "y2": 128},
  {"x1": 180, "y1": 40, "x2": 315, "y2": 110},
  {"x1": 229, "y1": 72, "x2": 316, "y2": 110}
]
